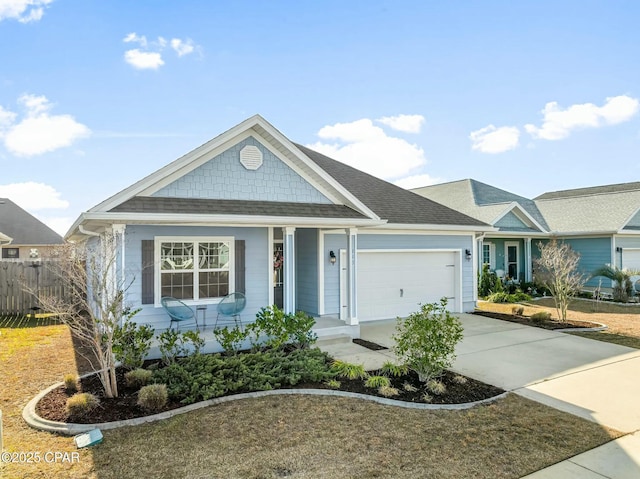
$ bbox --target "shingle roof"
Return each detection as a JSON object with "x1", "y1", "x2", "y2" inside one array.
[
  {"x1": 0, "y1": 198, "x2": 64, "y2": 245},
  {"x1": 412, "y1": 179, "x2": 548, "y2": 230},
  {"x1": 294, "y1": 144, "x2": 487, "y2": 227},
  {"x1": 110, "y1": 197, "x2": 368, "y2": 219},
  {"x1": 535, "y1": 181, "x2": 640, "y2": 200}
]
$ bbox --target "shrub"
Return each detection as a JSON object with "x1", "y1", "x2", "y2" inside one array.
[
  {"x1": 487, "y1": 291, "x2": 532, "y2": 303},
  {"x1": 478, "y1": 264, "x2": 498, "y2": 297},
  {"x1": 380, "y1": 361, "x2": 408, "y2": 377},
  {"x1": 63, "y1": 373, "x2": 79, "y2": 393},
  {"x1": 453, "y1": 374, "x2": 468, "y2": 385},
  {"x1": 378, "y1": 385, "x2": 400, "y2": 398},
  {"x1": 530, "y1": 311, "x2": 551, "y2": 323},
  {"x1": 421, "y1": 392, "x2": 433, "y2": 403},
  {"x1": 112, "y1": 314, "x2": 154, "y2": 370},
  {"x1": 393, "y1": 298, "x2": 463, "y2": 384},
  {"x1": 137, "y1": 384, "x2": 168, "y2": 412},
  {"x1": 331, "y1": 360, "x2": 369, "y2": 380},
  {"x1": 66, "y1": 393, "x2": 99, "y2": 418},
  {"x1": 214, "y1": 325, "x2": 249, "y2": 354},
  {"x1": 157, "y1": 329, "x2": 205, "y2": 365},
  {"x1": 512, "y1": 306, "x2": 524, "y2": 316},
  {"x1": 426, "y1": 379, "x2": 447, "y2": 395},
  {"x1": 365, "y1": 375, "x2": 391, "y2": 389},
  {"x1": 125, "y1": 368, "x2": 153, "y2": 389},
  {"x1": 249, "y1": 306, "x2": 318, "y2": 350},
  {"x1": 402, "y1": 382, "x2": 418, "y2": 393},
  {"x1": 325, "y1": 379, "x2": 341, "y2": 389}
]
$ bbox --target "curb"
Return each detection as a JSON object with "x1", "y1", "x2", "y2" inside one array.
[
  {"x1": 556, "y1": 321, "x2": 608, "y2": 333},
  {"x1": 23, "y1": 381, "x2": 509, "y2": 436}
]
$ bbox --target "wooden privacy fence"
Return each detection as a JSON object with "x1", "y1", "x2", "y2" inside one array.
[{"x1": 0, "y1": 261, "x2": 66, "y2": 316}]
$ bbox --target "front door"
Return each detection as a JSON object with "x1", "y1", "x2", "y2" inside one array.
[
  {"x1": 273, "y1": 242, "x2": 284, "y2": 308},
  {"x1": 505, "y1": 242, "x2": 519, "y2": 281}
]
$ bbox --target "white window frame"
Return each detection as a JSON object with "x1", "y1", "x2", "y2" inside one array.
[
  {"x1": 504, "y1": 241, "x2": 520, "y2": 281},
  {"x1": 154, "y1": 236, "x2": 235, "y2": 306},
  {"x1": 482, "y1": 242, "x2": 496, "y2": 269}
]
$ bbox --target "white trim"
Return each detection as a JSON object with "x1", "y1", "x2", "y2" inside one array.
[
  {"x1": 354, "y1": 228, "x2": 482, "y2": 236},
  {"x1": 153, "y1": 236, "x2": 235, "y2": 307},
  {"x1": 283, "y1": 227, "x2": 296, "y2": 314},
  {"x1": 346, "y1": 228, "x2": 358, "y2": 324},
  {"x1": 367, "y1": 223, "x2": 495, "y2": 232},
  {"x1": 268, "y1": 227, "x2": 274, "y2": 306},
  {"x1": 317, "y1": 230, "x2": 325, "y2": 315},
  {"x1": 339, "y1": 249, "x2": 346, "y2": 321},
  {"x1": 481, "y1": 241, "x2": 496, "y2": 270},
  {"x1": 491, "y1": 202, "x2": 547, "y2": 232}
]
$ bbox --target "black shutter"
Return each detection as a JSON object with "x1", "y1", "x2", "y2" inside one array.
[
  {"x1": 141, "y1": 240, "x2": 154, "y2": 304},
  {"x1": 235, "y1": 240, "x2": 246, "y2": 293}
]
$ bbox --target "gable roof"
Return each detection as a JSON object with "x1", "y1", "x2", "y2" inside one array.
[
  {"x1": 0, "y1": 199, "x2": 64, "y2": 245},
  {"x1": 412, "y1": 179, "x2": 548, "y2": 231},
  {"x1": 534, "y1": 183, "x2": 640, "y2": 233},
  {"x1": 295, "y1": 145, "x2": 487, "y2": 227},
  {"x1": 68, "y1": 116, "x2": 490, "y2": 238}
]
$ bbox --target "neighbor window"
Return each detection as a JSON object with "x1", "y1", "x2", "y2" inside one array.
[
  {"x1": 2, "y1": 247, "x2": 19, "y2": 259},
  {"x1": 157, "y1": 238, "x2": 233, "y2": 302}
]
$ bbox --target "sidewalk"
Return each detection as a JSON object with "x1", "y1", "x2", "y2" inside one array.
[{"x1": 321, "y1": 314, "x2": 640, "y2": 479}]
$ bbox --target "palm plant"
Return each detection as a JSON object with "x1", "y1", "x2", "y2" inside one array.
[{"x1": 591, "y1": 265, "x2": 640, "y2": 302}]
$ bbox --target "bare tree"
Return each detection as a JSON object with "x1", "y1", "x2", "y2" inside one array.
[
  {"x1": 34, "y1": 228, "x2": 130, "y2": 398},
  {"x1": 535, "y1": 240, "x2": 587, "y2": 322}
]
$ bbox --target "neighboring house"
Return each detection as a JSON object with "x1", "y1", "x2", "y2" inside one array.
[
  {"x1": 412, "y1": 180, "x2": 548, "y2": 283},
  {"x1": 66, "y1": 115, "x2": 491, "y2": 341},
  {"x1": 413, "y1": 180, "x2": 640, "y2": 290},
  {"x1": 0, "y1": 198, "x2": 65, "y2": 261}
]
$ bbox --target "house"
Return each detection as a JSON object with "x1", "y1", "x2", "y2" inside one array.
[
  {"x1": 412, "y1": 179, "x2": 547, "y2": 284},
  {"x1": 413, "y1": 179, "x2": 640, "y2": 290},
  {"x1": 66, "y1": 115, "x2": 491, "y2": 342},
  {"x1": 0, "y1": 198, "x2": 65, "y2": 261}
]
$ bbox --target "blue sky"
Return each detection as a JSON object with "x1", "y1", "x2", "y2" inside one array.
[{"x1": 1, "y1": 0, "x2": 639, "y2": 235}]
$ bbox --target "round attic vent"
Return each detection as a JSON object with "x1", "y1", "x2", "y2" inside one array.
[{"x1": 239, "y1": 145, "x2": 263, "y2": 170}]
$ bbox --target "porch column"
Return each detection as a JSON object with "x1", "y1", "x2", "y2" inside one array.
[
  {"x1": 283, "y1": 227, "x2": 296, "y2": 314},
  {"x1": 346, "y1": 228, "x2": 358, "y2": 325},
  {"x1": 524, "y1": 237, "x2": 532, "y2": 282}
]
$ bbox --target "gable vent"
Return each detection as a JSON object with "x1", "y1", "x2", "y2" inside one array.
[{"x1": 240, "y1": 145, "x2": 263, "y2": 170}]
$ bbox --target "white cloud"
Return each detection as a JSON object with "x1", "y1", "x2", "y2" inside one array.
[
  {"x1": 0, "y1": 182, "x2": 69, "y2": 210},
  {"x1": 394, "y1": 174, "x2": 442, "y2": 190},
  {"x1": 525, "y1": 95, "x2": 640, "y2": 140},
  {"x1": 123, "y1": 32, "x2": 148, "y2": 47},
  {"x1": 0, "y1": 94, "x2": 90, "y2": 157},
  {"x1": 377, "y1": 114, "x2": 425, "y2": 133},
  {"x1": 124, "y1": 49, "x2": 164, "y2": 70},
  {"x1": 171, "y1": 38, "x2": 195, "y2": 57},
  {"x1": 469, "y1": 125, "x2": 520, "y2": 154},
  {"x1": 307, "y1": 118, "x2": 427, "y2": 180},
  {"x1": 0, "y1": 0, "x2": 53, "y2": 23}
]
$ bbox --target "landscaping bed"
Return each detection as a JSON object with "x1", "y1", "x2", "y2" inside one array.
[
  {"x1": 36, "y1": 349, "x2": 504, "y2": 424},
  {"x1": 473, "y1": 310, "x2": 602, "y2": 330}
]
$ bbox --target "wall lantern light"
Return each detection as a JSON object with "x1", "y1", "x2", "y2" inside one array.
[
  {"x1": 329, "y1": 250, "x2": 336, "y2": 265},
  {"x1": 465, "y1": 249, "x2": 472, "y2": 260}
]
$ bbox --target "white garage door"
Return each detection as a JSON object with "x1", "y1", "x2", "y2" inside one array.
[
  {"x1": 354, "y1": 251, "x2": 458, "y2": 321},
  {"x1": 622, "y1": 249, "x2": 640, "y2": 270}
]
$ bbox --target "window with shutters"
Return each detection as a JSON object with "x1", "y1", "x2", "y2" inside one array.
[{"x1": 155, "y1": 237, "x2": 234, "y2": 303}]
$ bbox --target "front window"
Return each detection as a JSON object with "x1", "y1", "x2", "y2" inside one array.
[
  {"x1": 482, "y1": 244, "x2": 491, "y2": 265},
  {"x1": 1, "y1": 247, "x2": 19, "y2": 259},
  {"x1": 158, "y1": 238, "x2": 232, "y2": 302}
]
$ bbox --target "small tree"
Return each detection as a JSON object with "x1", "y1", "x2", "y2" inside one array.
[
  {"x1": 534, "y1": 240, "x2": 586, "y2": 322},
  {"x1": 591, "y1": 265, "x2": 640, "y2": 303},
  {"x1": 34, "y1": 228, "x2": 132, "y2": 398},
  {"x1": 393, "y1": 298, "x2": 463, "y2": 384}
]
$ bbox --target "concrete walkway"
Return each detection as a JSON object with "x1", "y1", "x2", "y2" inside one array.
[{"x1": 320, "y1": 313, "x2": 640, "y2": 478}]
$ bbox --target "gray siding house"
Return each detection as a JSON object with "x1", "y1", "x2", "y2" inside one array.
[{"x1": 66, "y1": 115, "x2": 491, "y2": 342}]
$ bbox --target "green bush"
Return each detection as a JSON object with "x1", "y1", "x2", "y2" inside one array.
[
  {"x1": 249, "y1": 305, "x2": 318, "y2": 350},
  {"x1": 331, "y1": 360, "x2": 369, "y2": 380},
  {"x1": 393, "y1": 298, "x2": 463, "y2": 384},
  {"x1": 63, "y1": 373, "x2": 78, "y2": 393},
  {"x1": 137, "y1": 384, "x2": 168, "y2": 412},
  {"x1": 530, "y1": 311, "x2": 551, "y2": 323},
  {"x1": 65, "y1": 393, "x2": 99, "y2": 418},
  {"x1": 125, "y1": 368, "x2": 153, "y2": 389},
  {"x1": 365, "y1": 375, "x2": 391, "y2": 388},
  {"x1": 486, "y1": 291, "x2": 532, "y2": 303},
  {"x1": 113, "y1": 316, "x2": 154, "y2": 370},
  {"x1": 380, "y1": 361, "x2": 408, "y2": 378},
  {"x1": 478, "y1": 264, "x2": 498, "y2": 297},
  {"x1": 152, "y1": 348, "x2": 335, "y2": 404},
  {"x1": 157, "y1": 329, "x2": 205, "y2": 365},
  {"x1": 426, "y1": 379, "x2": 447, "y2": 395},
  {"x1": 213, "y1": 325, "x2": 249, "y2": 353},
  {"x1": 378, "y1": 385, "x2": 400, "y2": 398}
]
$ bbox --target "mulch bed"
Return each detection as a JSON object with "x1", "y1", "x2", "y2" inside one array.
[
  {"x1": 36, "y1": 363, "x2": 504, "y2": 424},
  {"x1": 473, "y1": 310, "x2": 600, "y2": 330}
]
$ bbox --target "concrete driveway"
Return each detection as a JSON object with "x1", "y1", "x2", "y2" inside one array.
[{"x1": 356, "y1": 313, "x2": 640, "y2": 478}]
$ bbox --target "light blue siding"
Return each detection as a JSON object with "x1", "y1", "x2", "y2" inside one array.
[
  {"x1": 495, "y1": 212, "x2": 529, "y2": 229},
  {"x1": 296, "y1": 228, "x2": 318, "y2": 315},
  {"x1": 534, "y1": 237, "x2": 612, "y2": 287},
  {"x1": 153, "y1": 136, "x2": 331, "y2": 204},
  {"x1": 323, "y1": 233, "x2": 476, "y2": 315},
  {"x1": 124, "y1": 225, "x2": 269, "y2": 329}
]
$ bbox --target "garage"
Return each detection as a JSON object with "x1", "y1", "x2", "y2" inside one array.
[
  {"x1": 341, "y1": 250, "x2": 460, "y2": 321},
  {"x1": 622, "y1": 249, "x2": 640, "y2": 270}
]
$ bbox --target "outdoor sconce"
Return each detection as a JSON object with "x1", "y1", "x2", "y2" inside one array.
[
  {"x1": 465, "y1": 249, "x2": 472, "y2": 261},
  {"x1": 616, "y1": 247, "x2": 623, "y2": 253},
  {"x1": 329, "y1": 250, "x2": 336, "y2": 265}
]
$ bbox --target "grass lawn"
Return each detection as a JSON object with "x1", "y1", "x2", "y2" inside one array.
[
  {"x1": 477, "y1": 298, "x2": 640, "y2": 349},
  {"x1": 1, "y1": 317, "x2": 622, "y2": 479}
]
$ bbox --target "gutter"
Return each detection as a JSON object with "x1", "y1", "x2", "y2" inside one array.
[{"x1": 78, "y1": 225, "x2": 100, "y2": 237}]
